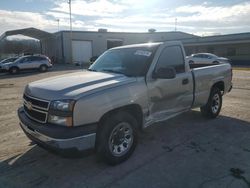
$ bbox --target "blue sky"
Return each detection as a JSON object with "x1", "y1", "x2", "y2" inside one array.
[{"x1": 0, "y1": 0, "x2": 250, "y2": 36}]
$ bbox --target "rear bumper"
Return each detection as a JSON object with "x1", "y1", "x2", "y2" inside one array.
[{"x1": 18, "y1": 107, "x2": 97, "y2": 153}]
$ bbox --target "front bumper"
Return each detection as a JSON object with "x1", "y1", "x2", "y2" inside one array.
[
  {"x1": 0, "y1": 67, "x2": 8, "y2": 72},
  {"x1": 18, "y1": 107, "x2": 97, "y2": 153}
]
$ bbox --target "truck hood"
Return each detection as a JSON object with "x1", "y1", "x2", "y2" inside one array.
[{"x1": 25, "y1": 71, "x2": 136, "y2": 101}]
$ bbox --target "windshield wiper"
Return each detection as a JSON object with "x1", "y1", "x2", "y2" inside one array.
[{"x1": 101, "y1": 69, "x2": 125, "y2": 75}]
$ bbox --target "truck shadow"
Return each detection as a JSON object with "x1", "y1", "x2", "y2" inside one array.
[{"x1": 1, "y1": 111, "x2": 250, "y2": 187}]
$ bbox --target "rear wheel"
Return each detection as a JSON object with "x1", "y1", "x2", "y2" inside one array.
[
  {"x1": 39, "y1": 65, "x2": 48, "y2": 72},
  {"x1": 212, "y1": 61, "x2": 219, "y2": 64},
  {"x1": 200, "y1": 87, "x2": 222, "y2": 118},
  {"x1": 9, "y1": 67, "x2": 19, "y2": 74},
  {"x1": 96, "y1": 111, "x2": 138, "y2": 165}
]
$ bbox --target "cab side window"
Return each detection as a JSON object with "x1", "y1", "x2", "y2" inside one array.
[
  {"x1": 29, "y1": 57, "x2": 38, "y2": 62},
  {"x1": 20, "y1": 58, "x2": 28, "y2": 63},
  {"x1": 155, "y1": 45, "x2": 185, "y2": 74},
  {"x1": 33, "y1": 57, "x2": 46, "y2": 61}
]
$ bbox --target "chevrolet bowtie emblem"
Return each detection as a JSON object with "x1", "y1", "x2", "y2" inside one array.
[{"x1": 26, "y1": 102, "x2": 33, "y2": 110}]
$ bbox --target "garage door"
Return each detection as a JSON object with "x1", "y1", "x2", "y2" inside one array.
[{"x1": 72, "y1": 40, "x2": 92, "y2": 64}]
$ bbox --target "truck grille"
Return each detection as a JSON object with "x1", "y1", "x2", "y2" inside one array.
[
  {"x1": 23, "y1": 94, "x2": 50, "y2": 123},
  {"x1": 23, "y1": 94, "x2": 49, "y2": 110}
]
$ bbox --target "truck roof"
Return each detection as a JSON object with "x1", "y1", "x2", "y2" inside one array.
[
  {"x1": 111, "y1": 42, "x2": 162, "y2": 50},
  {"x1": 111, "y1": 41, "x2": 183, "y2": 50}
]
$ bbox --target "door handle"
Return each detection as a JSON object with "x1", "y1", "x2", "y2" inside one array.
[{"x1": 182, "y1": 78, "x2": 189, "y2": 85}]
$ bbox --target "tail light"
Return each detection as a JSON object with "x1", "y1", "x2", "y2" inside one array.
[{"x1": 47, "y1": 57, "x2": 52, "y2": 64}]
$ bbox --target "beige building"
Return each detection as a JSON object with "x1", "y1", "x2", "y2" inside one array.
[
  {"x1": 1, "y1": 28, "x2": 250, "y2": 66},
  {"x1": 45, "y1": 29, "x2": 197, "y2": 64}
]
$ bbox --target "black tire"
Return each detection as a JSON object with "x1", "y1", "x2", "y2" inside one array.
[
  {"x1": 96, "y1": 111, "x2": 138, "y2": 165},
  {"x1": 39, "y1": 65, "x2": 48, "y2": 72},
  {"x1": 200, "y1": 87, "x2": 222, "y2": 118},
  {"x1": 212, "y1": 61, "x2": 219, "y2": 64},
  {"x1": 189, "y1": 60, "x2": 194, "y2": 64},
  {"x1": 9, "y1": 67, "x2": 19, "y2": 74}
]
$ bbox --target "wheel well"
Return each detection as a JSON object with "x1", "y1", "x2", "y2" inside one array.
[
  {"x1": 40, "y1": 64, "x2": 48, "y2": 68},
  {"x1": 99, "y1": 104, "x2": 143, "y2": 129},
  {"x1": 212, "y1": 81, "x2": 224, "y2": 93},
  {"x1": 10, "y1": 66, "x2": 19, "y2": 70}
]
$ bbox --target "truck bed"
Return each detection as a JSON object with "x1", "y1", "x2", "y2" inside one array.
[{"x1": 190, "y1": 63, "x2": 232, "y2": 108}]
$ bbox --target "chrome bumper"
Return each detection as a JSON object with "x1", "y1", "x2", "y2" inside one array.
[
  {"x1": 20, "y1": 122, "x2": 96, "y2": 151},
  {"x1": 18, "y1": 107, "x2": 96, "y2": 152}
]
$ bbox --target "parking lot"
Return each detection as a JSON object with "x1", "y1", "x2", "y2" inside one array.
[{"x1": 0, "y1": 66, "x2": 250, "y2": 188}]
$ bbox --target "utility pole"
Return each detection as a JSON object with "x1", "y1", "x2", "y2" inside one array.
[
  {"x1": 68, "y1": 0, "x2": 73, "y2": 64},
  {"x1": 175, "y1": 18, "x2": 177, "y2": 31},
  {"x1": 69, "y1": 0, "x2": 72, "y2": 32},
  {"x1": 56, "y1": 19, "x2": 60, "y2": 31}
]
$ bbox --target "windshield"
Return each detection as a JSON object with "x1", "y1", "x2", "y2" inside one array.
[
  {"x1": 0, "y1": 58, "x2": 16, "y2": 64},
  {"x1": 89, "y1": 45, "x2": 159, "y2": 77},
  {"x1": 14, "y1": 57, "x2": 23, "y2": 63}
]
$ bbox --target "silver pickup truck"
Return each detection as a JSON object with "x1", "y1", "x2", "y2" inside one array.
[{"x1": 18, "y1": 41, "x2": 232, "y2": 165}]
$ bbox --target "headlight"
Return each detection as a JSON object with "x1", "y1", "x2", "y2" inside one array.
[
  {"x1": 48, "y1": 100, "x2": 76, "y2": 127},
  {"x1": 50, "y1": 100, "x2": 75, "y2": 112}
]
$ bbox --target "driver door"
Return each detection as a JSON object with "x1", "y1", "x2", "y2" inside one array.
[
  {"x1": 18, "y1": 57, "x2": 30, "y2": 69},
  {"x1": 146, "y1": 44, "x2": 193, "y2": 123}
]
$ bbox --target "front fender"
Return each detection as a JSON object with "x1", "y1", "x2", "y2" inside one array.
[{"x1": 73, "y1": 78, "x2": 148, "y2": 126}]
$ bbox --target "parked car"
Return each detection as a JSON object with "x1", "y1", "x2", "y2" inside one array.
[
  {"x1": 0, "y1": 57, "x2": 18, "y2": 65},
  {"x1": 1, "y1": 55, "x2": 52, "y2": 74},
  {"x1": 18, "y1": 41, "x2": 232, "y2": 165},
  {"x1": 0, "y1": 57, "x2": 19, "y2": 72},
  {"x1": 186, "y1": 53, "x2": 231, "y2": 64}
]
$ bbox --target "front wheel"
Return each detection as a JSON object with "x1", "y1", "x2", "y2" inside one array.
[
  {"x1": 96, "y1": 112, "x2": 138, "y2": 165},
  {"x1": 39, "y1": 65, "x2": 48, "y2": 72},
  {"x1": 9, "y1": 67, "x2": 19, "y2": 74},
  {"x1": 200, "y1": 87, "x2": 222, "y2": 118}
]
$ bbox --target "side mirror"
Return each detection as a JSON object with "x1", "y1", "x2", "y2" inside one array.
[{"x1": 152, "y1": 67, "x2": 176, "y2": 79}]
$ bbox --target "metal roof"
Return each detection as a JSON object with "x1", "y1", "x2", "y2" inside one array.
[
  {"x1": 58, "y1": 30, "x2": 198, "y2": 39},
  {"x1": 182, "y1": 32, "x2": 250, "y2": 45},
  {"x1": 0, "y1": 27, "x2": 54, "y2": 41}
]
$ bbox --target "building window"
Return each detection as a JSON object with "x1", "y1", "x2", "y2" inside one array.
[
  {"x1": 227, "y1": 47, "x2": 236, "y2": 56},
  {"x1": 107, "y1": 39, "x2": 123, "y2": 49}
]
